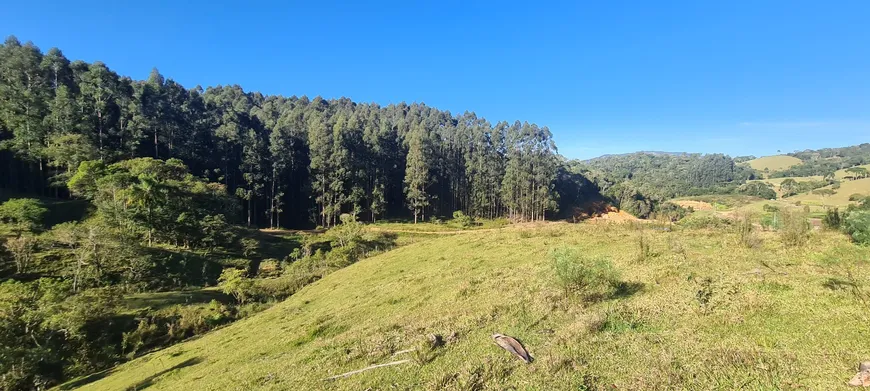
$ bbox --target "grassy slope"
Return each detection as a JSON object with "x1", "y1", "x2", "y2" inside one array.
[
  {"x1": 744, "y1": 155, "x2": 803, "y2": 174},
  {"x1": 63, "y1": 224, "x2": 870, "y2": 390},
  {"x1": 790, "y1": 177, "x2": 870, "y2": 207},
  {"x1": 835, "y1": 164, "x2": 870, "y2": 180}
]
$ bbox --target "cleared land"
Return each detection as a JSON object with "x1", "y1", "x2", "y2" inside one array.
[
  {"x1": 835, "y1": 164, "x2": 870, "y2": 180},
  {"x1": 63, "y1": 223, "x2": 870, "y2": 390},
  {"x1": 744, "y1": 155, "x2": 803, "y2": 175},
  {"x1": 790, "y1": 177, "x2": 870, "y2": 207}
]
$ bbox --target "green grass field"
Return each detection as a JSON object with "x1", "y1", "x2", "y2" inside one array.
[
  {"x1": 61, "y1": 223, "x2": 870, "y2": 390},
  {"x1": 370, "y1": 218, "x2": 509, "y2": 233},
  {"x1": 744, "y1": 155, "x2": 803, "y2": 176}
]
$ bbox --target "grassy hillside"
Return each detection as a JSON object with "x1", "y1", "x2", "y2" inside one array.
[
  {"x1": 62, "y1": 223, "x2": 870, "y2": 390},
  {"x1": 835, "y1": 164, "x2": 870, "y2": 180},
  {"x1": 790, "y1": 177, "x2": 870, "y2": 207},
  {"x1": 744, "y1": 155, "x2": 803, "y2": 175}
]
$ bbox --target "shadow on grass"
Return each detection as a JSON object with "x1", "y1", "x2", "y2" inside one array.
[
  {"x1": 58, "y1": 368, "x2": 117, "y2": 390},
  {"x1": 581, "y1": 281, "x2": 646, "y2": 303},
  {"x1": 822, "y1": 277, "x2": 857, "y2": 291},
  {"x1": 125, "y1": 357, "x2": 203, "y2": 390},
  {"x1": 123, "y1": 289, "x2": 233, "y2": 311},
  {"x1": 612, "y1": 281, "x2": 646, "y2": 299}
]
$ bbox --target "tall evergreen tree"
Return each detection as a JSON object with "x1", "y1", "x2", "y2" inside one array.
[{"x1": 404, "y1": 123, "x2": 433, "y2": 223}]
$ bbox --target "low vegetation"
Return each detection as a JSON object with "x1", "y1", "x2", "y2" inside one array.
[
  {"x1": 62, "y1": 222, "x2": 870, "y2": 390},
  {"x1": 744, "y1": 155, "x2": 803, "y2": 175}
]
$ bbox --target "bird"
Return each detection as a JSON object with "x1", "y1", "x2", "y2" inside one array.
[{"x1": 492, "y1": 333, "x2": 532, "y2": 363}]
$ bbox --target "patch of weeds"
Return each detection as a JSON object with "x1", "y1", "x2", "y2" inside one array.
[
  {"x1": 699, "y1": 348, "x2": 805, "y2": 389},
  {"x1": 691, "y1": 276, "x2": 739, "y2": 315},
  {"x1": 668, "y1": 238, "x2": 687, "y2": 259},
  {"x1": 410, "y1": 334, "x2": 444, "y2": 366},
  {"x1": 695, "y1": 277, "x2": 715, "y2": 315},
  {"x1": 457, "y1": 278, "x2": 482, "y2": 298},
  {"x1": 551, "y1": 247, "x2": 621, "y2": 300},
  {"x1": 754, "y1": 281, "x2": 793, "y2": 293},
  {"x1": 293, "y1": 316, "x2": 348, "y2": 346},
  {"x1": 455, "y1": 357, "x2": 514, "y2": 391},
  {"x1": 575, "y1": 372, "x2": 606, "y2": 391},
  {"x1": 545, "y1": 227, "x2": 565, "y2": 237},
  {"x1": 735, "y1": 209, "x2": 762, "y2": 249},
  {"x1": 779, "y1": 207, "x2": 811, "y2": 247},
  {"x1": 819, "y1": 246, "x2": 870, "y2": 309},
  {"x1": 635, "y1": 232, "x2": 651, "y2": 263},
  {"x1": 427, "y1": 372, "x2": 458, "y2": 390},
  {"x1": 823, "y1": 274, "x2": 869, "y2": 309},
  {"x1": 517, "y1": 230, "x2": 534, "y2": 239},
  {"x1": 589, "y1": 306, "x2": 647, "y2": 334},
  {"x1": 600, "y1": 309, "x2": 646, "y2": 333}
]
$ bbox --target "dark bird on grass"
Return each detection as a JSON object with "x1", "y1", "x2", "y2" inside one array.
[{"x1": 492, "y1": 333, "x2": 532, "y2": 363}]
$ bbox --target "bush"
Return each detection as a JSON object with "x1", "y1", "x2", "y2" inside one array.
[
  {"x1": 822, "y1": 208, "x2": 842, "y2": 230},
  {"x1": 652, "y1": 202, "x2": 691, "y2": 222},
  {"x1": 677, "y1": 213, "x2": 731, "y2": 229},
  {"x1": 734, "y1": 209, "x2": 761, "y2": 248},
  {"x1": 0, "y1": 198, "x2": 48, "y2": 235},
  {"x1": 849, "y1": 193, "x2": 867, "y2": 202},
  {"x1": 779, "y1": 207, "x2": 810, "y2": 247},
  {"x1": 844, "y1": 210, "x2": 870, "y2": 245},
  {"x1": 451, "y1": 211, "x2": 474, "y2": 227},
  {"x1": 736, "y1": 182, "x2": 776, "y2": 200},
  {"x1": 551, "y1": 247, "x2": 620, "y2": 296},
  {"x1": 218, "y1": 268, "x2": 257, "y2": 304}
]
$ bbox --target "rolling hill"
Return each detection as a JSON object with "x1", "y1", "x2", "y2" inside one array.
[
  {"x1": 61, "y1": 224, "x2": 870, "y2": 390},
  {"x1": 789, "y1": 177, "x2": 870, "y2": 207},
  {"x1": 744, "y1": 155, "x2": 803, "y2": 175}
]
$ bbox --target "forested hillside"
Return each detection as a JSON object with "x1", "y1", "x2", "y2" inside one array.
[
  {"x1": 575, "y1": 152, "x2": 759, "y2": 217},
  {"x1": 0, "y1": 36, "x2": 560, "y2": 227},
  {"x1": 768, "y1": 143, "x2": 870, "y2": 178}
]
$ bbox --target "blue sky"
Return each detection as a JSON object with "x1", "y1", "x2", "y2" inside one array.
[{"x1": 2, "y1": 1, "x2": 868, "y2": 159}]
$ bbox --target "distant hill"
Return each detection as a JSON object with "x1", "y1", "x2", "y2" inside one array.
[
  {"x1": 583, "y1": 151, "x2": 690, "y2": 162},
  {"x1": 743, "y1": 155, "x2": 803, "y2": 176}
]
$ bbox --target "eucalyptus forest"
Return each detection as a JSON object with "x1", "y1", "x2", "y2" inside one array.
[{"x1": 2, "y1": 35, "x2": 870, "y2": 391}]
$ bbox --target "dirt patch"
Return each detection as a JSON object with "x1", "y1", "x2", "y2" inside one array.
[{"x1": 673, "y1": 200, "x2": 714, "y2": 211}]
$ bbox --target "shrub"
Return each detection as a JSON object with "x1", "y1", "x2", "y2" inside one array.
[
  {"x1": 451, "y1": 211, "x2": 474, "y2": 228},
  {"x1": 779, "y1": 207, "x2": 810, "y2": 247},
  {"x1": 0, "y1": 198, "x2": 48, "y2": 235},
  {"x1": 218, "y1": 268, "x2": 257, "y2": 304},
  {"x1": 257, "y1": 258, "x2": 282, "y2": 277},
  {"x1": 551, "y1": 247, "x2": 620, "y2": 296},
  {"x1": 849, "y1": 193, "x2": 867, "y2": 202},
  {"x1": 3, "y1": 235, "x2": 36, "y2": 274},
  {"x1": 677, "y1": 213, "x2": 731, "y2": 229},
  {"x1": 240, "y1": 237, "x2": 260, "y2": 258},
  {"x1": 635, "y1": 233, "x2": 651, "y2": 262},
  {"x1": 822, "y1": 208, "x2": 842, "y2": 230},
  {"x1": 734, "y1": 209, "x2": 761, "y2": 248},
  {"x1": 844, "y1": 210, "x2": 870, "y2": 245},
  {"x1": 736, "y1": 182, "x2": 777, "y2": 200},
  {"x1": 652, "y1": 202, "x2": 691, "y2": 222}
]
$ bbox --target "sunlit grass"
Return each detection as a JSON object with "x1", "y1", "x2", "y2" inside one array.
[{"x1": 62, "y1": 223, "x2": 870, "y2": 390}]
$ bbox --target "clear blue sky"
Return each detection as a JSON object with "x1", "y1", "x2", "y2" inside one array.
[{"x1": 2, "y1": 1, "x2": 868, "y2": 159}]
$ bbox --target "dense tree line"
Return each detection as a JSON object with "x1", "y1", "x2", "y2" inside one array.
[
  {"x1": 575, "y1": 152, "x2": 755, "y2": 216},
  {"x1": 0, "y1": 37, "x2": 560, "y2": 226}
]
